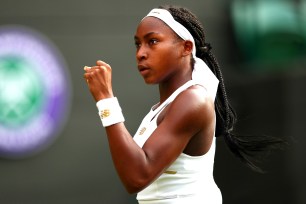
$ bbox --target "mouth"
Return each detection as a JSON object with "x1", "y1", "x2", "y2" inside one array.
[{"x1": 138, "y1": 64, "x2": 150, "y2": 75}]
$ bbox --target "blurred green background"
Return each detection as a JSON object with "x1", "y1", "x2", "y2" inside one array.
[{"x1": 0, "y1": 0, "x2": 305, "y2": 203}]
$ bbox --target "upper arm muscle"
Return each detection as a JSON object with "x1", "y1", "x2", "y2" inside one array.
[{"x1": 141, "y1": 86, "x2": 214, "y2": 181}]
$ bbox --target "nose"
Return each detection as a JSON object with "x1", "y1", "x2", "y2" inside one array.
[{"x1": 136, "y1": 46, "x2": 148, "y2": 62}]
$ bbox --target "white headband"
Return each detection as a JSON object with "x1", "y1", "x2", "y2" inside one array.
[{"x1": 144, "y1": 8, "x2": 219, "y2": 100}]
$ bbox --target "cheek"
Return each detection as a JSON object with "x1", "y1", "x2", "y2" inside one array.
[{"x1": 158, "y1": 46, "x2": 180, "y2": 66}]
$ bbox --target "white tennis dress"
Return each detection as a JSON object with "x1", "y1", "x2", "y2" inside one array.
[{"x1": 133, "y1": 80, "x2": 222, "y2": 204}]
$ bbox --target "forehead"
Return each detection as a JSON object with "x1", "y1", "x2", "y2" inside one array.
[{"x1": 135, "y1": 17, "x2": 176, "y2": 37}]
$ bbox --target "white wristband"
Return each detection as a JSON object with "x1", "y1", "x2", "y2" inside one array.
[{"x1": 96, "y1": 97, "x2": 125, "y2": 127}]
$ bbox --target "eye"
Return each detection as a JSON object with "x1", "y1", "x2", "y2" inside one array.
[
  {"x1": 149, "y1": 39, "x2": 158, "y2": 45},
  {"x1": 134, "y1": 42, "x2": 141, "y2": 50}
]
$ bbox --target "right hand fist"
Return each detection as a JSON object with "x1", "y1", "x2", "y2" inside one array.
[{"x1": 84, "y1": 60, "x2": 114, "y2": 102}]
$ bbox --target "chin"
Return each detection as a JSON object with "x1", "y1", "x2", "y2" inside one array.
[{"x1": 142, "y1": 77, "x2": 156, "y2": 85}]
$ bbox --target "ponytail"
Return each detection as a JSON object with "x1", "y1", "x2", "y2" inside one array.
[{"x1": 202, "y1": 49, "x2": 283, "y2": 172}]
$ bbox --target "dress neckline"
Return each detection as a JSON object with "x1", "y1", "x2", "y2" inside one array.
[{"x1": 150, "y1": 80, "x2": 197, "y2": 114}]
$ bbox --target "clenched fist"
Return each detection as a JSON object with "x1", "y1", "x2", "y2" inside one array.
[{"x1": 84, "y1": 60, "x2": 114, "y2": 102}]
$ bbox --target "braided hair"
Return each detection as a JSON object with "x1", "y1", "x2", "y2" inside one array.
[{"x1": 159, "y1": 5, "x2": 284, "y2": 172}]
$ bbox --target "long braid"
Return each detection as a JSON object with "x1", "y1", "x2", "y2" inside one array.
[{"x1": 159, "y1": 5, "x2": 285, "y2": 172}]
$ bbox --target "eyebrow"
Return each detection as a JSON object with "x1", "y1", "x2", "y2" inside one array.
[{"x1": 134, "y1": 32, "x2": 161, "y2": 41}]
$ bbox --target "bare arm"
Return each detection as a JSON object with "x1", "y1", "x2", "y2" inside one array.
[{"x1": 84, "y1": 61, "x2": 214, "y2": 194}]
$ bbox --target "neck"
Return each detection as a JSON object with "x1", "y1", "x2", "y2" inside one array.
[{"x1": 158, "y1": 69, "x2": 192, "y2": 104}]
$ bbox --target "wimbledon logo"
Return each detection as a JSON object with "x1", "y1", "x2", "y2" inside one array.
[{"x1": 0, "y1": 25, "x2": 71, "y2": 158}]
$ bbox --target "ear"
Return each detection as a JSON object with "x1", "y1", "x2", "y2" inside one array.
[{"x1": 182, "y1": 40, "x2": 193, "y2": 56}]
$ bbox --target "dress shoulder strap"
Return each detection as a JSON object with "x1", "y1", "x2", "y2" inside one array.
[{"x1": 150, "y1": 80, "x2": 198, "y2": 119}]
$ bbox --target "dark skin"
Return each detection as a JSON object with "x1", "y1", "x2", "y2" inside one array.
[{"x1": 84, "y1": 17, "x2": 215, "y2": 194}]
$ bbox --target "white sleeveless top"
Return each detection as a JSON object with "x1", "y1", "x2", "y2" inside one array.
[{"x1": 133, "y1": 80, "x2": 222, "y2": 204}]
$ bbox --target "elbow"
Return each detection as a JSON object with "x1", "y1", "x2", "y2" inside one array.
[
  {"x1": 126, "y1": 187, "x2": 140, "y2": 195},
  {"x1": 122, "y1": 176, "x2": 152, "y2": 194}
]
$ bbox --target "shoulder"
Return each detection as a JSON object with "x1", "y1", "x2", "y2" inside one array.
[
  {"x1": 164, "y1": 85, "x2": 215, "y2": 133},
  {"x1": 172, "y1": 84, "x2": 214, "y2": 115}
]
